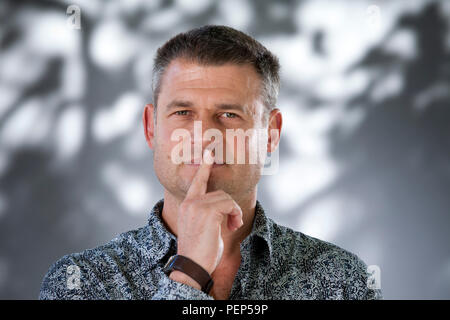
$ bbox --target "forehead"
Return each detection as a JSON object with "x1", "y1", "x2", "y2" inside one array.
[{"x1": 158, "y1": 58, "x2": 262, "y2": 106}]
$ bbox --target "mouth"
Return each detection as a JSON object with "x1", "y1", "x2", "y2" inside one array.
[{"x1": 184, "y1": 162, "x2": 225, "y2": 167}]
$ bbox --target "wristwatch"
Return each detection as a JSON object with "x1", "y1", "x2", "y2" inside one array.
[{"x1": 163, "y1": 255, "x2": 214, "y2": 294}]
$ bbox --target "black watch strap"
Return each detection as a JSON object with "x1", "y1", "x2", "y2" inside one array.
[{"x1": 163, "y1": 255, "x2": 214, "y2": 294}]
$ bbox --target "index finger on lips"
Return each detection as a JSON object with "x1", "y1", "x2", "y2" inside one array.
[{"x1": 185, "y1": 144, "x2": 215, "y2": 199}]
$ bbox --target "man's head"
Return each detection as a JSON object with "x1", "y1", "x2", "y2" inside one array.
[
  {"x1": 152, "y1": 25, "x2": 281, "y2": 122},
  {"x1": 143, "y1": 25, "x2": 282, "y2": 203}
]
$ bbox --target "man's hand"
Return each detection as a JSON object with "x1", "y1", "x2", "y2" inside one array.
[{"x1": 174, "y1": 144, "x2": 244, "y2": 277}]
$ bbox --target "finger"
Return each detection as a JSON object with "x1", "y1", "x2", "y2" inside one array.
[
  {"x1": 206, "y1": 199, "x2": 243, "y2": 231},
  {"x1": 185, "y1": 147, "x2": 215, "y2": 199},
  {"x1": 228, "y1": 206, "x2": 244, "y2": 231},
  {"x1": 202, "y1": 190, "x2": 229, "y2": 202}
]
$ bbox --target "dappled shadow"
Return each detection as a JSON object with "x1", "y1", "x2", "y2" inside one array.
[{"x1": 0, "y1": 0, "x2": 449, "y2": 299}]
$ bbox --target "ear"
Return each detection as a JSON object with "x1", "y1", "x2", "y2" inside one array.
[
  {"x1": 267, "y1": 108, "x2": 282, "y2": 153},
  {"x1": 143, "y1": 103, "x2": 156, "y2": 149}
]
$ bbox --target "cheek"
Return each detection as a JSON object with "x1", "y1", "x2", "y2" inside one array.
[
  {"x1": 156, "y1": 124, "x2": 172, "y2": 141},
  {"x1": 156, "y1": 124, "x2": 177, "y2": 146},
  {"x1": 153, "y1": 130, "x2": 174, "y2": 163},
  {"x1": 160, "y1": 131, "x2": 193, "y2": 166}
]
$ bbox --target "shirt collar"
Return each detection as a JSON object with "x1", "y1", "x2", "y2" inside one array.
[
  {"x1": 146, "y1": 198, "x2": 275, "y2": 266},
  {"x1": 248, "y1": 199, "x2": 274, "y2": 261},
  {"x1": 145, "y1": 199, "x2": 176, "y2": 265}
]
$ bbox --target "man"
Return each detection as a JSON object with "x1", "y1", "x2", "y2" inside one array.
[{"x1": 39, "y1": 25, "x2": 382, "y2": 300}]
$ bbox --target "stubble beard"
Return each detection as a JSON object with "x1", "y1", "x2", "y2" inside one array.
[{"x1": 154, "y1": 145, "x2": 261, "y2": 203}]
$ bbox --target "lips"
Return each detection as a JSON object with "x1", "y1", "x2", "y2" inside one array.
[
  {"x1": 189, "y1": 156, "x2": 202, "y2": 164},
  {"x1": 185, "y1": 161, "x2": 225, "y2": 167},
  {"x1": 186, "y1": 162, "x2": 225, "y2": 166},
  {"x1": 186, "y1": 158, "x2": 224, "y2": 165}
]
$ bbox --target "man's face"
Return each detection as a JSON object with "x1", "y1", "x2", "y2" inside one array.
[{"x1": 143, "y1": 58, "x2": 278, "y2": 202}]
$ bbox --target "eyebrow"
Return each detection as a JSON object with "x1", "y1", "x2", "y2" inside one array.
[
  {"x1": 165, "y1": 100, "x2": 193, "y2": 110},
  {"x1": 164, "y1": 100, "x2": 246, "y2": 113}
]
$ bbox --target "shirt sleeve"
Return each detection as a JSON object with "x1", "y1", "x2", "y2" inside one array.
[
  {"x1": 364, "y1": 287, "x2": 383, "y2": 300},
  {"x1": 39, "y1": 254, "x2": 108, "y2": 300},
  {"x1": 151, "y1": 273, "x2": 214, "y2": 300},
  {"x1": 343, "y1": 253, "x2": 383, "y2": 300},
  {"x1": 40, "y1": 254, "x2": 214, "y2": 300}
]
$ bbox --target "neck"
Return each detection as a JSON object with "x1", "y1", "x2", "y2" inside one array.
[{"x1": 161, "y1": 188, "x2": 257, "y2": 257}]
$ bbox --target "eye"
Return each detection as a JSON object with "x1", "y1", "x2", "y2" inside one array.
[
  {"x1": 174, "y1": 110, "x2": 190, "y2": 116},
  {"x1": 221, "y1": 112, "x2": 238, "y2": 119}
]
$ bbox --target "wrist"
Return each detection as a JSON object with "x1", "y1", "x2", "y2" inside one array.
[
  {"x1": 169, "y1": 270, "x2": 202, "y2": 290},
  {"x1": 164, "y1": 254, "x2": 214, "y2": 294}
]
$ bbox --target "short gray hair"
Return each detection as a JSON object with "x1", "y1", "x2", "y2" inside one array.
[{"x1": 152, "y1": 25, "x2": 281, "y2": 119}]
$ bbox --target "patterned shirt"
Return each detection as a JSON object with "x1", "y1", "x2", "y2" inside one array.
[{"x1": 39, "y1": 199, "x2": 382, "y2": 300}]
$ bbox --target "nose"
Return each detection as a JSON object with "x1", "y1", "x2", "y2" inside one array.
[{"x1": 190, "y1": 117, "x2": 224, "y2": 162}]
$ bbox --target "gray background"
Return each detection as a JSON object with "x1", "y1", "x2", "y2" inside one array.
[{"x1": 0, "y1": 0, "x2": 449, "y2": 299}]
